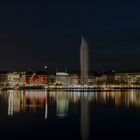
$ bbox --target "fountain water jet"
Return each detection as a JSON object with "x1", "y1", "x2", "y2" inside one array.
[{"x1": 80, "y1": 37, "x2": 89, "y2": 86}]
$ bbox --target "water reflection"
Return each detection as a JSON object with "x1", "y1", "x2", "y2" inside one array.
[
  {"x1": 81, "y1": 92, "x2": 89, "y2": 140},
  {"x1": 56, "y1": 92, "x2": 69, "y2": 118},
  {"x1": 1, "y1": 89, "x2": 140, "y2": 140},
  {"x1": 8, "y1": 90, "x2": 23, "y2": 116},
  {"x1": 93, "y1": 90, "x2": 140, "y2": 108},
  {"x1": 45, "y1": 90, "x2": 48, "y2": 119},
  {"x1": 7, "y1": 90, "x2": 47, "y2": 116},
  {"x1": 3, "y1": 89, "x2": 140, "y2": 117}
]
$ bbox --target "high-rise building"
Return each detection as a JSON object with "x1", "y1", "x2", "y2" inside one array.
[{"x1": 80, "y1": 37, "x2": 89, "y2": 85}]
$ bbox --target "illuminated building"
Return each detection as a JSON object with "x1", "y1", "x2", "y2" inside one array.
[
  {"x1": 128, "y1": 73, "x2": 140, "y2": 84},
  {"x1": 87, "y1": 78, "x2": 94, "y2": 86},
  {"x1": 96, "y1": 75, "x2": 107, "y2": 82},
  {"x1": 106, "y1": 72, "x2": 115, "y2": 82},
  {"x1": 115, "y1": 73, "x2": 129, "y2": 82},
  {"x1": 55, "y1": 72, "x2": 70, "y2": 87},
  {"x1": 80, "y1": 37, "x2": 89, "y2": 85},
  {"x1": 21, "y1": 71, "x2": 47, "y2": 86},
  {"x1": 48, "y1": 74, "x2": 56, "y2": 84},
  {"x1": 69, "y1": 74, "x2": 79, "y2": 86},
  {"x1": 7, "y1": 72, "x2": 21, "y2": 88},
  {"x1": 0, "y1": 73, "x2": 8, "y2": 87}
]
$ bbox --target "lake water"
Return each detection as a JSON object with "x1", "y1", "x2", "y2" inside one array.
[{"x1": 0, "y1": 89, "x2": 140, "y2": 140}]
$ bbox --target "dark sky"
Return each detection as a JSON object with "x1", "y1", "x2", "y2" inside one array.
[{"x1": 0, "y1": 0, "x2": 140, "y2": 72}]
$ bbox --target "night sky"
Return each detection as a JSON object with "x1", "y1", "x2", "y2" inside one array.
[{"x1": 0, "y1": 0, "x2": 140, "y2": 72}]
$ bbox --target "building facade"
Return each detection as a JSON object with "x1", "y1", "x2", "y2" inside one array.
[{"x1": 55, "y1": 72, "x2": 70, "y2": 87}]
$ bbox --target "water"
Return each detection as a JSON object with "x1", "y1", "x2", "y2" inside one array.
[{"x1": 0, "y1": 89, "x2": 140, "y2": 140}]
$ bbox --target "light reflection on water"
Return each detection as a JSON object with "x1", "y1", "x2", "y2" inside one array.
[
  {"x1": 2, "y1": 89, "x2": 140, "y2": 117},
  {"x1": 0, "y1": 89, "x2": 140, "y2": 140}
]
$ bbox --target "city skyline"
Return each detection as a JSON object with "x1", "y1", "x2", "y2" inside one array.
[{"x1": 1, "y1": 1, "x2": 140, "y2": 140}]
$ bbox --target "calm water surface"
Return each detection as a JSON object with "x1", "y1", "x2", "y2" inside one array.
[{"x1": 0, "y1": 89, "x2": 140, "y2": 140}]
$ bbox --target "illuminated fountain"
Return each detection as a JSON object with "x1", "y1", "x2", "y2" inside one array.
[{"x1": 80, "y1": 37, "x2": 89, "y2": 86}]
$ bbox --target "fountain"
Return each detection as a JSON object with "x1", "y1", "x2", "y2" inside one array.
[{"x1": 80, "y1": 37, "x2": 89, "y2": 86}]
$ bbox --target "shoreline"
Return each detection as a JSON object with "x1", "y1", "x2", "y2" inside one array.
[{"x1": 2, "y1": 86, "x2": 140, "y2": 91}]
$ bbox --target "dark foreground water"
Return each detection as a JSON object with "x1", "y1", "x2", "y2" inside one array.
[{"x1": 0, "y1": 89, "x2": 140, "y2": 140}]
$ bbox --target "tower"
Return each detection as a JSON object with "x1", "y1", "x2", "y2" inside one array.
[{"x1": 80, "y1": 37, "x2": 89, "y2": 85}]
